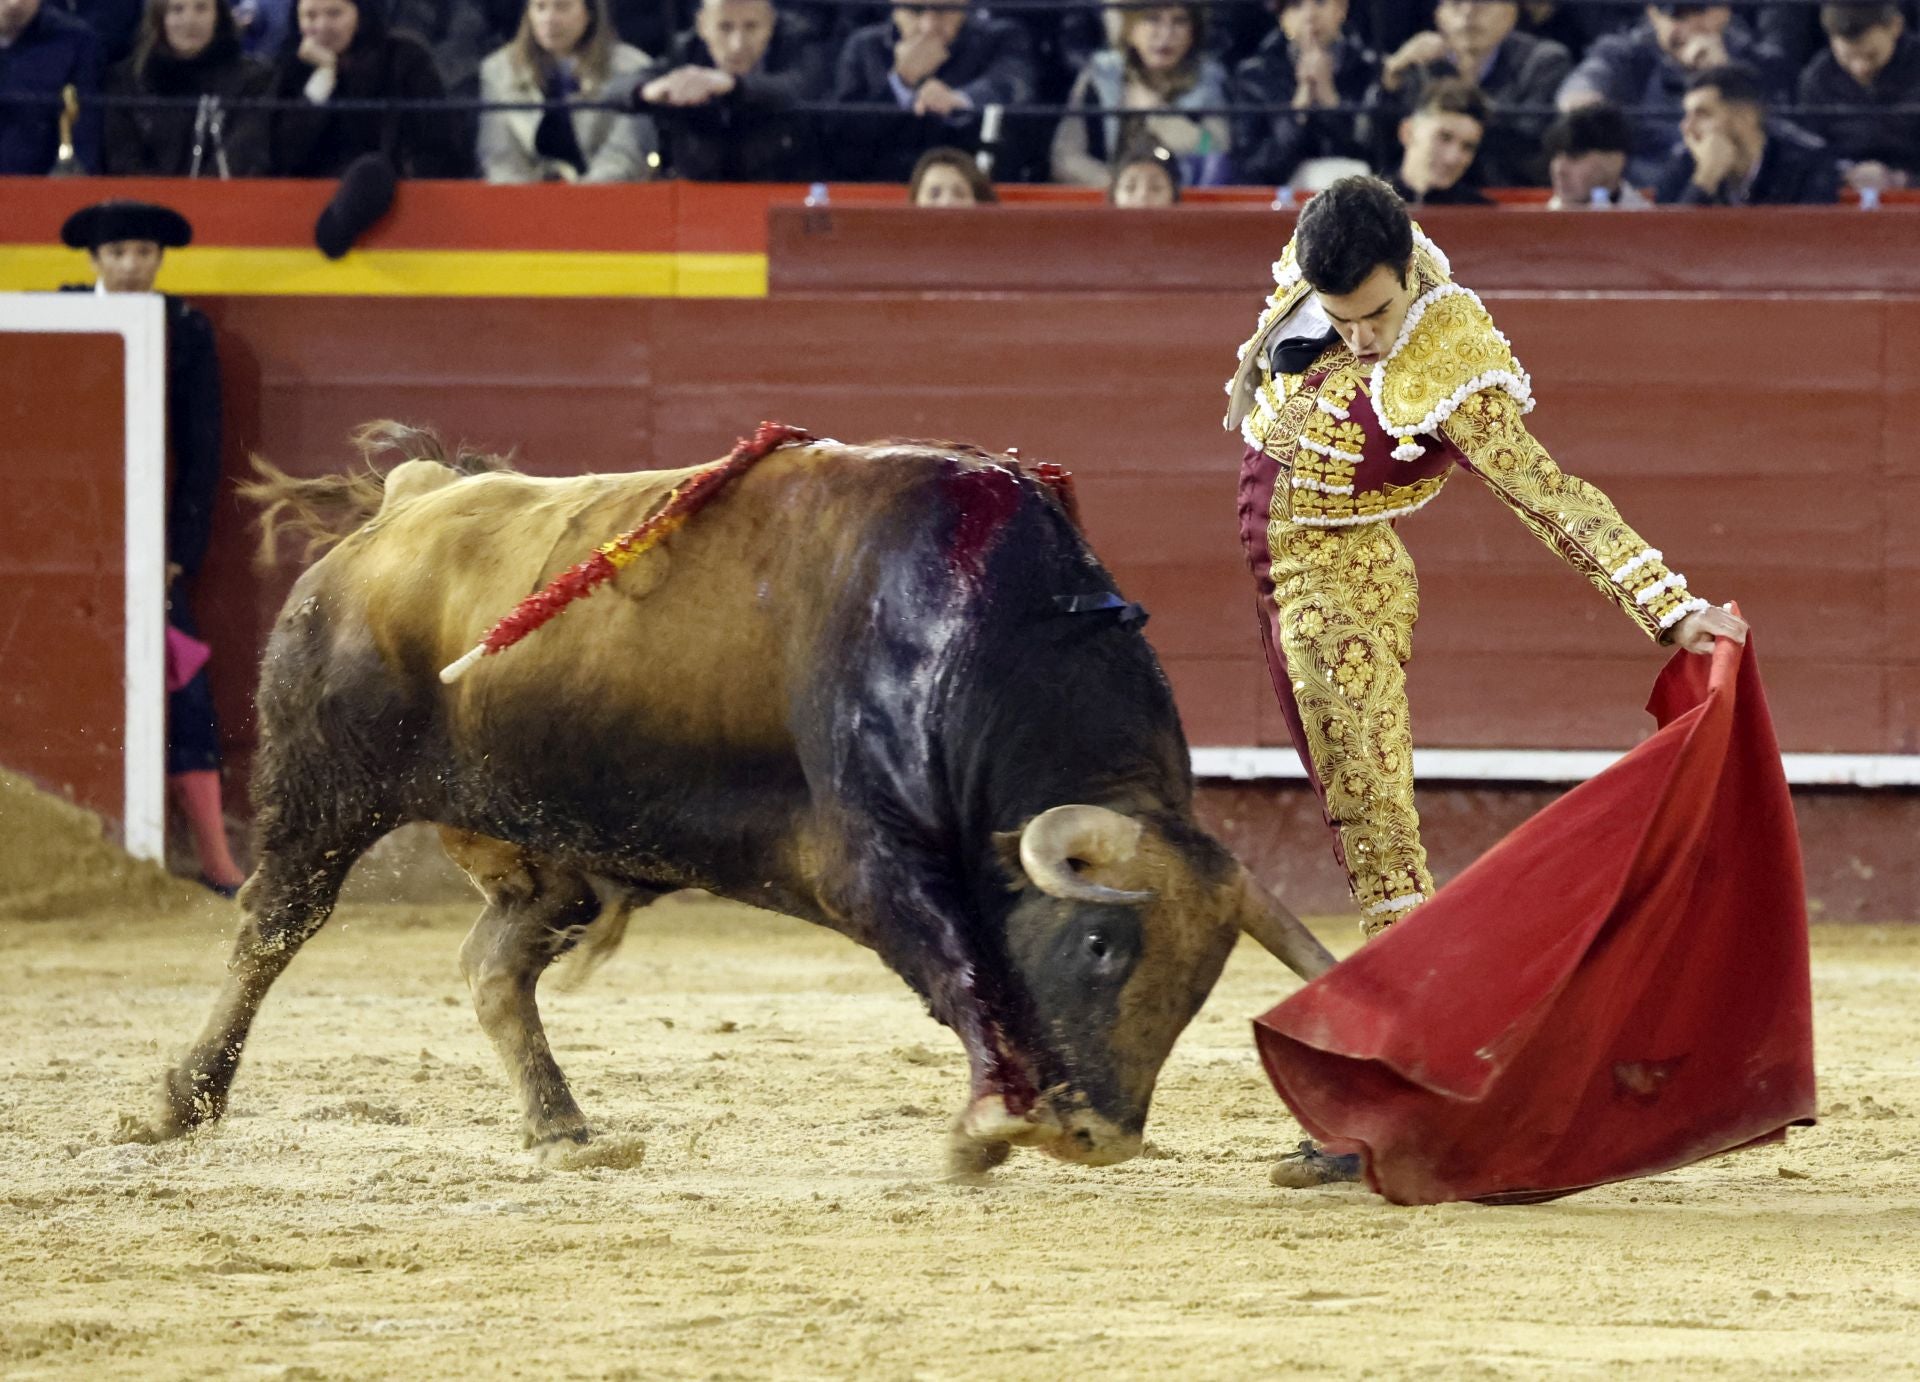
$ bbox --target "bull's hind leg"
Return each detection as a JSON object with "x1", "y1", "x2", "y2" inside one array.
[
  {"x1": 122, "y1": 810, "x2": 384, "y2": 1143},
  {"x1": 442, "y1": 830, "x2": 645, "y2": 1157}
]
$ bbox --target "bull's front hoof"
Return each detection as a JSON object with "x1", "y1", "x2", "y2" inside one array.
[
  {"x1": 1268, "y1": 1140, "x2": 1364, "y2": 1189},
  {"x1": 527, "y1": 1124, "x2": 591, "y2": 1158},
  {"x1": 117, "y1": 1065, "x2": 221, "y2": 1144}
]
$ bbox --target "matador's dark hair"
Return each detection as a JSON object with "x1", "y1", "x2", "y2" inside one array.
[{"x1": 1294, "y1": 175, "x2": 1414, "y2": 296}]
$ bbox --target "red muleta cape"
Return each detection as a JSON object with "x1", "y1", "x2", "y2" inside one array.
[{"x1": 1253, "y1": 633, "x2": 1816, "y2": 1205}]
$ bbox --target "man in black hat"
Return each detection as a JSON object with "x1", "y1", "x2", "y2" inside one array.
[{"x1": 60, "y1": 200, "x2": 247, "y2": 896}]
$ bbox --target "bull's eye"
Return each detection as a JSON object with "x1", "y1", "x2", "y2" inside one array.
[{"x1": 1086, "y1": 931, "x2": 1110, "y2": 961}]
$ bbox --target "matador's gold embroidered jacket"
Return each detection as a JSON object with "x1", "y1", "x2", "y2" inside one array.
[{"x1": 1223, "y1": 227, "x2": 1710, "y2": 640}]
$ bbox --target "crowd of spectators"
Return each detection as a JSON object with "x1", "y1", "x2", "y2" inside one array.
[{"x1": 3, "y1": 0, "x2": 1919, "y2": 202}]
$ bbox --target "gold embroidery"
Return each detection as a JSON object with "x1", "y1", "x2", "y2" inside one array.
[
  {"x1": 1373, "y1": 290, "x2": 1525, "y2": 440},
  {"x1": 1440, "y1": 389, "x2": 1699, "y2": 641},
  {"x1": 1265, "y1": 485, "x2": 1432, "y2": 932}
]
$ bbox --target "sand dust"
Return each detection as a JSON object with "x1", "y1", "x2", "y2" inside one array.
[{"x1": 2, "y1": 895, "x2": 1917, "y2": 1380}]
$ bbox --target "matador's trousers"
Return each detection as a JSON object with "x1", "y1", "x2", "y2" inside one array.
[{"x1": 1237, "y1": 446, "x2": 1433, "y2": 933}]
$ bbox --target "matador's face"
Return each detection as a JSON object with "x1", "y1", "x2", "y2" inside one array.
[{"x1": 1313, "y1": 264, "x2": 1417, "y2": 369}]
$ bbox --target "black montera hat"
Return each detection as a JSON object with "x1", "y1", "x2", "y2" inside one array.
[
  {"x1": 315, "y1": 153, "x2": 398, "y2": 260},
  {"x1": 60, "y1": 200, "x2": 194, "y2": 250}
]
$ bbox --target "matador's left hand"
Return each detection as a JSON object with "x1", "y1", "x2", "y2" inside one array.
[{"x1": 1671, "y1": 605, "x2": 1748, "y2": 655}]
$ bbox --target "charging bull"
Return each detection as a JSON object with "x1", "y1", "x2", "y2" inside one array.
[{"x1": 126, "y1": 423, "x2": 1332, "y2": 1175}]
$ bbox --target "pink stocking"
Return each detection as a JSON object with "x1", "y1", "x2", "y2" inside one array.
[{"x1": 168, "y1": 770, "x2": 245, "y2": 889}]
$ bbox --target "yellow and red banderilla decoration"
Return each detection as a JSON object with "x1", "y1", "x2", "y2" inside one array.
[{"x1": 439, "y1": 421, "x2": 813, "y2": 685}]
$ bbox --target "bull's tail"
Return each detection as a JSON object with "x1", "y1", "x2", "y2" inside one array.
[{"x1": 241, "y1": 420, "x2": 515, "y2": 569}]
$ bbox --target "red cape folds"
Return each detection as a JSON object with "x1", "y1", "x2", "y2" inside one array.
[{"x1": 1253, "y1": 634, "x2": 1816, "y2": 1205}]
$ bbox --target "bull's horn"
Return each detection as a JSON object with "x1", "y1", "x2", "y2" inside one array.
[
  {"x1": 1234, "y1": 868, "x2": 1337, "y2": 980},
  {"x1": 1018, "y1": 805, "x2": 1153, "y2": 905}
]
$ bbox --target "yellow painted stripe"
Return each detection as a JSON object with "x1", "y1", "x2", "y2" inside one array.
[{"x1": 0, "y1": 246, "x2": 768, "y2": 298}]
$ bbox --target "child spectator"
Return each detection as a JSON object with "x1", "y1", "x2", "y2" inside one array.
[
  {"x1": 1558, "y1": 5, "x2": 1795, "y2": 185},
  {"x1": 0, "y1": 0, "x2": 102, "y2": 173},
  {"x1": 1366, "y1": 1, "x2": 1569, "y2": 186},
  {"x1": 832, "y1": 0, "x2": 1035, "y2": 182},
  {"x1": 1052, "y1": 2, "x2": 1230, "y2": 189},
  {"x1": 1797, "y1": 2, "x2": 1920, "y2": 191},
  {"x1": 1232, "y1": 0, "x2": 1376, "y2": 189},
  {"x1": 269, "y1": 0, "x2": 471, "y2": 176},
  {"x1": 1387, "y1": 74, "x2": 1490, "y2": 204},
  {"x1": 1655, "y1": 61, "x2": 1840, "y2": 204},
  {"x1": 908, "y1": 144, "x2": 995, "y2": 203},
  {"x1": 636, "y1": 0, "x2": 828, "y2": 181},
  {"x1": 1109, "y1": 143, "x2": 1180, "y2": 205},
  {"x1": 1542, "y1": 101, "x2": 1649, "y2": 207},
  {"x1": 479, "y1": 0, "x2": 652, "y2": 182},
  {"x1": 105, "y1": 0, "x2": 271, "y2": 175}
]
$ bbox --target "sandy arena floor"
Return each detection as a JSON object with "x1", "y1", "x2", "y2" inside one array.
[{"x1": 2, "y1": 896, "x2": 1918, "y2": 1380}]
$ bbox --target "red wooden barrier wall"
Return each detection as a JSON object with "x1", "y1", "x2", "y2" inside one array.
[
  {"x1": 186, "y1": 209, "x2": 1920, "y2": 773},
  {"x1": 0, "y1": 334, "x2": 129, "y2": 818}
]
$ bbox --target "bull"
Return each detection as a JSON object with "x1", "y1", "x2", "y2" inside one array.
[{"x1": 127, "y1": 423, "x2": 1332, "y2": 1174}]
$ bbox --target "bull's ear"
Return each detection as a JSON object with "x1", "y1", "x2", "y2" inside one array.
[{"x1": 991, "y1": 830, "x2": 1028, "y2": 891}]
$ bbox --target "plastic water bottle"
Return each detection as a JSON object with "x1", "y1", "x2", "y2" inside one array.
[
  {"x1": 1270, "y1": 184, "x2": 1296, "y2": 212},
  {"x1": 804, "y1": 182, "x2": 830, "y2": 208},
  {"x1": 1860, "y1": 184, "x2": 1882, "y2": 211}
]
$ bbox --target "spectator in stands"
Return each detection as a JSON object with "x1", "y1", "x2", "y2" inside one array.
[
  {"x1": 1558, "y1": 5, "x2": 1794, "y2": 186},
  {"x1": 479, "y1": 0, "x2": 652, "y2": 182},
  {"x1": 908, "y1": 144, "x2": 995, "y2": 203},
  {"x1": 1109, "y1": 143, "x2": 1180, "y2": 204},
  {"x1": 390, "y1": 0, "x2": 516, "y2": 95},
  {"x1": 104, "y1": 0, "x2": 271, "y2": 175},
  {"x1": 1355, "y1": 0, "x2": 1631, "y2": 57},
  {"x1": 1052, "y1": 3, "x2": 1230, "y2": 189},
  {"x1": 71, "y1": 0, "x2": 144, "y2": 66},
  {"x1": 635, "y1": 0, "x2": 827, "y2": 181},
  {"x1": 1750, "y1": 1, "x2": 1920, "y2": 73},
  {"x1": 1231, "y1": 0, "x2": 1376, "y2": 190},
  {"x1": 1542, "y1": 101, "x2": 1648, "y2": 207},
  {"x1": 58, "y1": 200, "x2": 247, "y2": 897},
  {"x1": 269, "y1": 0, "x2": 470, "y2": 176},
  {"x1": 1655, "y1": 62, "x2": 1840, "y2": 204},
  {"x1": 0, "y1": 0, "x2": 102, "y2": 173},
  {"x1": 607, "y1": 0, "x2": 692, "y2": 63},
  {"x1": 832, "y1": 0, "x2": 1035, "y2": 182},
  {"x1": 1365, "y1": 1, "x2": 1569, "y2": 186},
  {"x1": 1798, "y1": 2, "x2": 1920, "y2": 191},
  {"x1": 1387, "y1": 74, "x2": 1490, "y2": 204},
  {"x1": 232, "y1": 0, "x2": 295, "y2": 62}
]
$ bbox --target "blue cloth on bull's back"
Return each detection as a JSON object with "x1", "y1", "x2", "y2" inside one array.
[{"x1": 0, "y1": 5, "x2": 103, "y2": 174}]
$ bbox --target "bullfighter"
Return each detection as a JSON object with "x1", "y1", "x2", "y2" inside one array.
[{"x1": 1226, "y1": 175, "x2": 1748, "y2": 936}]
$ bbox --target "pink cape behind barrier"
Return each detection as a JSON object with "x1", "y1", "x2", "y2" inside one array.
[{"x1": 1253, "y1": 631, "x2": 1816, "y2": 1205}]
